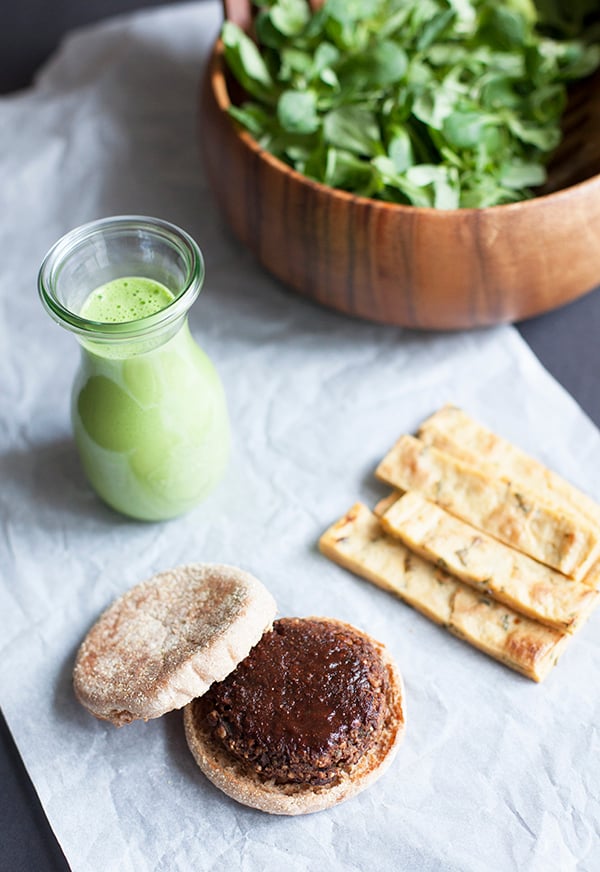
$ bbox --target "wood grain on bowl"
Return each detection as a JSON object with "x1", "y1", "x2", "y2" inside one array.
[{"x1": 201, "y1": 41, "x2": 600, "y2": 330}]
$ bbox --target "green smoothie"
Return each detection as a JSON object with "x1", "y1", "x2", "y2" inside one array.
[{"x1": 73, "y1": 276, "x2": 229, "y2": 520}]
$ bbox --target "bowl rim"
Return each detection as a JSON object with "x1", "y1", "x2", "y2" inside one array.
[{"x1": 207, "y1": 38, "x2": 600, "y2": 218}]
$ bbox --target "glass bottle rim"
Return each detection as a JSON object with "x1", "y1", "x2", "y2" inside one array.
[{"x1": 38, "y1": 215, "x2": 205, "y2": 341}]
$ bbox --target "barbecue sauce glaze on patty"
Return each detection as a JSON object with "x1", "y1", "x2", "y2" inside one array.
[{"x1": 195, "y1": 617, "x2": 390, "y2": 786}]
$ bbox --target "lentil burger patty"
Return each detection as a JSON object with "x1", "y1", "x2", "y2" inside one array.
[{"x1": 193, "y1": 617, "x2": 390, "y2": 786}]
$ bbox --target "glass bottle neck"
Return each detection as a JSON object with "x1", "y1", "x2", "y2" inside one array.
[
  {"x1": 38, "y1": 215, "x2": 205, "y2": 354},
  {"x1": 78, "y1": 313, "x2": 191, "y2": 360}
]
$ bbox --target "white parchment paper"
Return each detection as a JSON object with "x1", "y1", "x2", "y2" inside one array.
[{"x1": 0, "y1": 3, "x2": 599, "y2": 870}]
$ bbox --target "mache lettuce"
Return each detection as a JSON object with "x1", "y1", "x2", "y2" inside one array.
[{"x1": 221, "y1": 0, "x2": 600, "y2": 208}]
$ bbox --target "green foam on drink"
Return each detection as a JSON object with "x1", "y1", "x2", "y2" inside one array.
[{"x1": 80, "y1": 276, "x2": 174, "y2": 323}]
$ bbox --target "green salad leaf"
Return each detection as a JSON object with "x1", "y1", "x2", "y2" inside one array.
[{"x1": 221, "y1": 0, "x2": 600, "y2": 208}]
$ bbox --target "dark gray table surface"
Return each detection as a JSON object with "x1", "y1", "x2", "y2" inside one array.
[{"x1": 1, "y1": 3, "x2": 599, "y2": 870}]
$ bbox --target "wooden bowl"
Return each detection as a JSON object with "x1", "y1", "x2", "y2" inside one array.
[{"x1": 201, "y1": 40, "x2": 600, "y2": 330}]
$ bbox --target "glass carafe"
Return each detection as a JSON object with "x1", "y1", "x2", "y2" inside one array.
[{"x1": 38, "y1": 215, "x2": 230, "y2": 521}]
